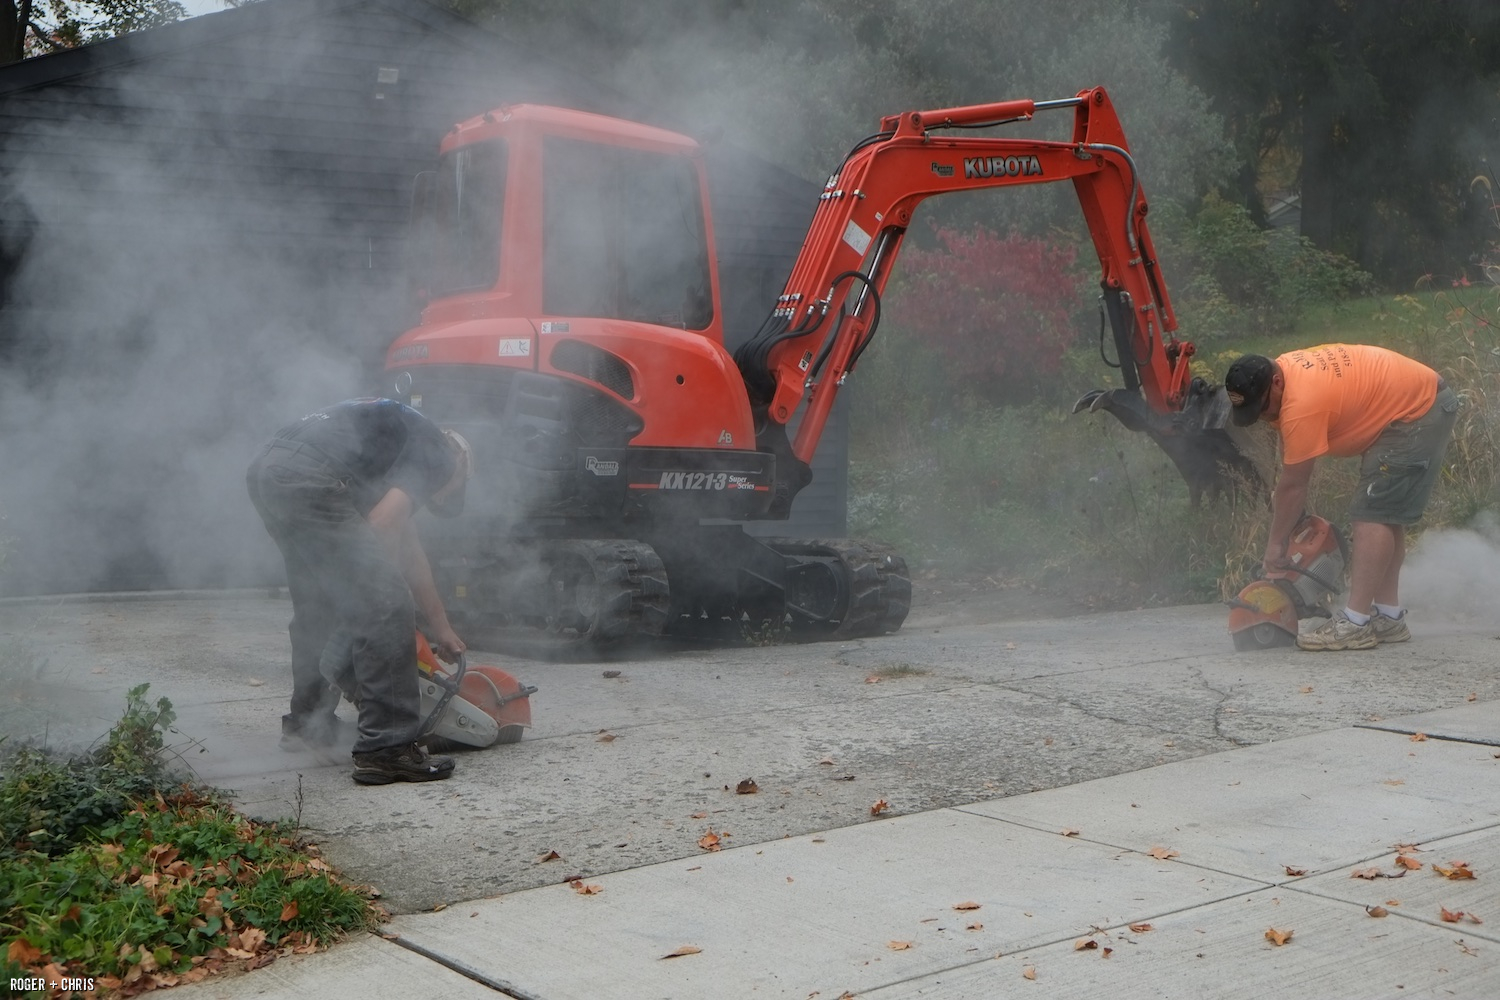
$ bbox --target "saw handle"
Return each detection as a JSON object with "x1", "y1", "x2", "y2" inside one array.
[{"x1": 418, "y1": 651, "x2": 467, "y2": 738}]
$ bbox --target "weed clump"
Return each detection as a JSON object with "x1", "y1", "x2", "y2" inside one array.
[{"x1": 1, "y1": 684, "x2": 376, "y2": 996}]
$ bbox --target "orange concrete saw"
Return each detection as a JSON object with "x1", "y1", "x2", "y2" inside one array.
[
  {"x1": 415, "y1": 632, "x2": 536, "y2": 747},
  {"x1": 1227, "y1": 514, "x2": 1349, "y2": 651}
]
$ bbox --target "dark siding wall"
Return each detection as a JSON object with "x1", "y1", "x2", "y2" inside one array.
[{"x1": 0, "y1": 0, "x2": 834, "y2": 595}]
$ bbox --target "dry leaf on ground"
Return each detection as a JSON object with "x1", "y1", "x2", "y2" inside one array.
[
  {"x1": 661, "y1": 945, "x2": 701, "y2": 959},
  {"x1": 735, "y1": 779, "x2": 759, "y2": 795},
  {"x1": 1074, "y1": 938, "x2": 1098, "y2": 951},
  {"x1": 1060, "y1": 828, "x2": 1080, "y2": 837},
  {"x1": 569, "y1": 880, "x2": 602, "y2": 895},
  {"x1": 1434, "y1": 862, "x2": 1477, "y2": 880},
  {"x1": 1284, "y1": 865, "x2": 1308, "y2": 876},
  {"x1": 1410, "y1": 732, "x2": 1428, "y2": 742},
  {"x1": 1366, "y1": 905, "x2": 1389, "y2": 918},
  {"x1": 953, "y1": 901, "x2": 982, "y2": 911},
  {"x1": 870, "y1": 799, "x2": 890, "y2": 816},
  {"x1": 537, "y1": 850, "x2": 561, "y2": 863},
  {"x1": 1264, "y1": 927, "x2": 1293, "y2": 946},
  {"x1": 1441, "y1": 906, "x2": 1466, "y2": 923},
  {"x1": 1146, "y1": 846, "x2": 1180, "y2": 861},
  {"x1": 966, "y1": 922, "x2": 983, "y2": 931},
  {"x1": 888, "y1": 940, "x2": 913, "y2": 951},
  {"x1": 698, "y1": 830, "x2": 721, "y2": 852},
  {"x1": 1021, "y1": 966, "x2": 1037, "y2": 980},
  {"x1": 1127, "y1": 923, "x2": 1153, "y2": 933},
  {"x1": 1395, "y1": 854, "x2": 1423, "y2": 870}
]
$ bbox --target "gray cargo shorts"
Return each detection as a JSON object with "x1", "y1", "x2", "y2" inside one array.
[{"x1": 1348, "y1": 383, "x2": 1459, "y2": 525}]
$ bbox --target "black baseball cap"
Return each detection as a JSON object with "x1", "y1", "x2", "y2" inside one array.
[{"x1": 1224, "y1": 354, "x2": 1275, "y2": 426}]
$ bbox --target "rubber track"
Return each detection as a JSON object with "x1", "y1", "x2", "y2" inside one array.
[
  {"x1": 767, "y1": 538, "x2": 912, "y2": 639},
  {"x1": 568, "y1": 539, "x2": 671, "y2": 643}
]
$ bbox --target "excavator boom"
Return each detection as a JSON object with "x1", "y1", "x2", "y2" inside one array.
[{"x1": 736, "y1": 86, "x2": 1244, "y2": 499}]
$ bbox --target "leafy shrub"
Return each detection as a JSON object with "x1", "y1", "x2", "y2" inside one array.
[
  {"x1": 1154, "y1": 194, "x2": 1375, "y2": 337},
  {"x1": 884, "y1": 225, "x2": 1086, "y2": 405}
]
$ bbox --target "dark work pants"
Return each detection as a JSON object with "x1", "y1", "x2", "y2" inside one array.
[{"x1": 246, "y1": 442, "x2": 421, "y2": 753}]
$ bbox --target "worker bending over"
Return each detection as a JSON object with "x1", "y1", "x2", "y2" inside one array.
[
  {"x1": 246, "y1": 398, "x2": 471, "y2": 783},
  {"x1": 1224, "y1": 345, "x2": 1458, "y2": 651}
]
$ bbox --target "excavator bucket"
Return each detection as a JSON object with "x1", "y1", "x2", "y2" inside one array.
[{"x1": 1073, "y1": 378, "x2": 1263, "y2": 503}]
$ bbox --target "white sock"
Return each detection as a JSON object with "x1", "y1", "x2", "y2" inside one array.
[
  {"x1": 1343, "y1": 607, "x2": 1372, "y2": 626},
  {"x1": 1373, "y1": 603, "x2": 1404, "y2": 620}
]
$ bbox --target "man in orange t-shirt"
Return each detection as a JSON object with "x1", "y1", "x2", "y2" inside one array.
[{"x1": 1224, "y1": 345, "x2": 1458, "y2": 651}]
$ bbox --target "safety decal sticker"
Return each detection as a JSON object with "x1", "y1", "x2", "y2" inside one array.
[{"x1": 499, "y1": 338, "x2": 533, "y2": 357}]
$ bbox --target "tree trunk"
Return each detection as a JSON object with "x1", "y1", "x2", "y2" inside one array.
[
  {"x1": 2, "y1": 0, "x2": 21, "y2": 66},
  {"x1": 1298, "y1": 98, "x2": 1338, "y2": 251}
]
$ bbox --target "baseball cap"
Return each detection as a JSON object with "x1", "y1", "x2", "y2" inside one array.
[{"x1": 1224, "y1": 354, "x2": 1275, "y2": 426}]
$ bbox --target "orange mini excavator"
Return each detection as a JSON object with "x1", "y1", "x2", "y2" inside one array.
[{"x1": 383, "y1": 89, "x2": 1255, "y2": 648}]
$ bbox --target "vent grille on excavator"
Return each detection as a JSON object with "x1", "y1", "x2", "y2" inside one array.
[{"x1": 551, "y1": 339, "x2": 635, "y2": 400}]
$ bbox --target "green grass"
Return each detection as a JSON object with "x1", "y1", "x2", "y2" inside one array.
[
  {"x1": 1, "y1": 685, "x2": 378, "y2": 995},
  {"x1": 849, "y1": 287, "x2": 1500, "y2": 607}
]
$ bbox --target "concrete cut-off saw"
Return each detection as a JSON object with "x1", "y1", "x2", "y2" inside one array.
[
  {"x1": 1227, "y1": 514, "x2": 1349, "y2": 651},
  {"x1": 415, "y1": 632, "x2": 536, "y2": 747}
]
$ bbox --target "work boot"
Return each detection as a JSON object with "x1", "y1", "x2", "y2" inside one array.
[
  {"x1": 1297, "y1": 613, "x2": 1378, "y2": 651},
  {"x1": 1370, "y1": 611, "x2": 1411, "y2": 644},
  {"x1": 280, "y1": 713, "x2": 358, "y2": 751},
  {"x1": 351, "y1": 743, "x2": 455, "y2": 785}
]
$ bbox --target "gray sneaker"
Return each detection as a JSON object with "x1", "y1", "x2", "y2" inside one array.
[
  {"x1": 1297, "y1": 613, "x2": 1378, "y2": 651},
  {"x1": 351, "y1": 743, "x2": 456, "y2": 784},
  {"x1": 1370, "y1": 612, "x2": 1411, "y2": 644}
]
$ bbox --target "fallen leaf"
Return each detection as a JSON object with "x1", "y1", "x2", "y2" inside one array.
[
  {"x1": 1459, "y1": 940, "x2": 1479, "y2": 956},
  {"x1": 7, "y1": 939, "x2": 41, "y2": 965},
  {"x1": 953, "y1": 901, "x2": 982, "y2": 911},
  {"x1": 1264, "y1": 927, "x2": 1293, "y2": 946},
  {"x1": 1410, "y1": 732, "x2": 1428, "y2": 742},
  {"x1": 698, "y1": 831, "x2": 722, "y2": 852},
  {"x1": 602, "y1": 670, "x2": 621, "y2": 678},
  {"x1": 1433, "y1": 862, "x2": 1477, "y2": 880},
  {"x1": 1467, "y1": 913, "x2": 1485, "y2": 925},
  {"x1": 661, "y1": 945, "x2": 702, "y2": 959},
  {"x1": 239, "y1": 927, "x2": 267, "y2": 953},
  {"x1": 596, "y1": 732, "x2": 617, "y2": 743},
  {"x1": 817, "y1": 758, "x2": 836, "y2": 766},
  {"x1": 1284, "y1": 865, "x2": 1308, "y2": 876},
  {"x1": 279, "y1": 901, "x2": 299, "y2": 922},
  {"x1": 569, "y1": 880, "x2": 603, "y2": 895},
  {"x1": 1147, "y1": 846, "x2": 1180, "y2": 861},
  {"x1": 966, "y1": 922, "x2": 983, "y2": 931},
  {"x1": 870, "y1": 799, "x2": 890, "y2": 816},
  {"x1": 247, "y1": 952, "x2": 277, "y2": 970},
  {"x1": 431, "y1": 903, "x2": 448, "y2": 912},
  {"x1": 1383, "y1": 779, "x2": 1405, "y2": 786},
  {"x1": 247, "y1": 678, "x2": 265, "y2": 687},
  {"x1": 1043, "y1": 737, "x2": 1054, "y2": 746},
  {"x1": 1466, "y1": 692, "x2": 1478, "y2": 702},
  {"x1": 1386, "y1": 899, "x2": 1402, "y2": 906},
  {"x1": 864, "y1": 675, "x2": 881, "y2": 684},
  {"x1": 1074, "y1": 938, "x2": 1098, "y2": 950},
  {"x1": 1299, "y1": 686, "x2": 1314, "y2": 694},
  {"x1": 1060, "y1": 828, "x2": 1080, "y2": 837},
  {"x1": 1441, "y1": 906, "x2": 1465, "y2": 923},
  {"x1": 690, "y1": 812, "x2": 707, "y2": 819},
  {"x1": 888, "y1": 940, "x2": 913, "y2": 951},
  {"x1": 537, "y1": 850, "x2": 561, "y2": 863},
  {"x1": 736, "y1": 778, "x2": 759, "y2": 795},
  {"x1": 1367, "y1": 905, "x2": 1389, "y2": 918},
  {"x1": 1127, "y1": 923, "x2": 1154, "y2": 933},
  {"x1": 1102, "y1": 947, "x2": 1114, "y2": 958},
  {"x1": 1022, "y1": 966, "x2": 1036, "y2": 980},
  {"x1": 1395, "y1": 854, "x2": 1423, "y2": 870}
]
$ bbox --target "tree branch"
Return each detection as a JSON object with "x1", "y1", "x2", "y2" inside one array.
[{"x1": 27, "y1": 19, "x2": 66, "y2": 52}]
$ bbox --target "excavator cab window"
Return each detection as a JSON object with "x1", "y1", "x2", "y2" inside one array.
[
  {"x1": 541, "y1": 136, "x2": 713, "y2": 331},
  {"x1": 421, "y1": 139, "x2": 508, "y2": 296}
]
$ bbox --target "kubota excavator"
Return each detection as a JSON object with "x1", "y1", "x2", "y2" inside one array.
[{"x1": 383, "y1": 87, "x2": 1251, "y2": 647}]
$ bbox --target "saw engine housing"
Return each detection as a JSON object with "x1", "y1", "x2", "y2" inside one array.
[{"x1": 1228, "y1": 514, "x2": 1349, "y2": 651}]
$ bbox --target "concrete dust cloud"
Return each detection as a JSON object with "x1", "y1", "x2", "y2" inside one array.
[{"x1": 1403, "y1": 512, "x2": 1500, "y2": 623}]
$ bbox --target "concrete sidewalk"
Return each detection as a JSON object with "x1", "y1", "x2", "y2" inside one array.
[{"x1": 178, "y1": 704, "x2": 1500, "y2": 999}]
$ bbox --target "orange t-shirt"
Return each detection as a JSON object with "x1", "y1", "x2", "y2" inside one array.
[{"x1": 1271, "y1": 344, "x2": 1438, "y2": 464}]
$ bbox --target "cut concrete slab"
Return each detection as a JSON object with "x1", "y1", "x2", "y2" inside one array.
[
  {"x1": 862, "y1": 886, "x2": 1500, "y2": 999},
  {"x1": 1295, "y1": 825, "x2": 1500, "y2": 944},
  {"x1": 389, "y1": 809, "x2": 1262, "y2": 1000},
  {"x1": 1359, "y1": 700, "x2": 1500, "y2": 746},
  {"x1": 960, "y1": 726, "x2": 1500, "y2": 885},
  {"x1": 167, "y1": 934, "x2": 499, "y2": 1000}
]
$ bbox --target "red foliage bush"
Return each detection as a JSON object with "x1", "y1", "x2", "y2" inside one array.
[{"x1": 888, "y1": 226, "x2": 1084, "y2": 403}]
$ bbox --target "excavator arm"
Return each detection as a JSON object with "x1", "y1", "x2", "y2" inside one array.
[{"x1": 735, "y1": 87, "x2": 1246, "y2": 506}]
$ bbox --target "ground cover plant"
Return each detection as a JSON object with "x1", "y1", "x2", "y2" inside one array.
[{"x1": 1, "y1": 684, "x2": 377, "y2": 997}]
